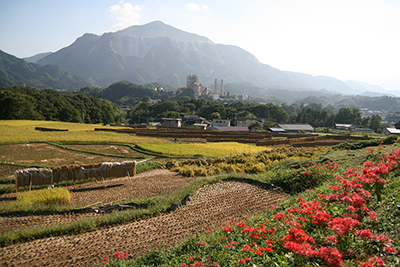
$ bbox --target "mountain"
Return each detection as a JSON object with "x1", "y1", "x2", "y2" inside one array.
[
  {"x1": 116, "y1": 21, "x2": 212, "y2": 43},
  {"x1": 24, "y1": 52, "x2": 52, "y2": 63},
  {"x1": 0, "y1": 50, "x2": 92, "y2": 90},
  {"x1": 33, "y1": 21, "x2": 387, "y2": 96}
]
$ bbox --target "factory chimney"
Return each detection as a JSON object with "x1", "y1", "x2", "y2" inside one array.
[
  {"x1": 221, "y1": 79, "x2": 224, "y2": 95},
  {"x1": 215, "y1": 78, "x2": 218, "y2": 93}
]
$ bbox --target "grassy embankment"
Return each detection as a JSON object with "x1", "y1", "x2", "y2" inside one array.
[{"x1": 103, "y1": 144, "x2": 400, "y2": 267}]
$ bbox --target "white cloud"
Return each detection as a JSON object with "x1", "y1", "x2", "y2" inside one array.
[
  {"x1": 108, "y1": 1, "x2": 142, "y2": 29},
  {"x1": 186, "y1": 3, "x2": 209, "y2": 11}
]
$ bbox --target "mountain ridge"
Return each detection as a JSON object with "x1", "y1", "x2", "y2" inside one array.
[
  {"x1": 21, "y1": 21, "x2": 395, "y2": 96},
  {"x1": 0, "y1": 49, "x2": 92, "y2": 90}
]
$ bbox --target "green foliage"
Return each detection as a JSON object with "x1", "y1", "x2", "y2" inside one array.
[
  {"x1": 248, "y1": 121, "x2": 262, "y2": 131},
  {"x1": 335, "y1": 107, "x2": 362, "y2": 124},
  {"x1": 0, "y1": 86, "x2": 119, "y2": 124},
  {"x1": 102, "y1": 81, "x2": 161, "y2": 102},
  {"x1": 333, "y1": 135, "x2": 398, "y2": 150},
  {"x1": 369, "y1": 114, "x2": 382, "y2": 132},
  {"x1": 395, "y1": 120, "x2": 400, "y2": 129},
  {"x1": 386, "y1": 110, "x2": 400, "y2": 123},
  {"x1": 266, "y1": 160, "x2": 340, "y2": 194}
]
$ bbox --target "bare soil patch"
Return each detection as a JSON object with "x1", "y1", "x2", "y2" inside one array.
[
  {"x1": 0, "y1": 179, "x2": 288, "y2": 267},
  {"x1": 0, "y1": 143, "x2": 147, "y2": 169},
  {"x1": 0, "y1": 169, "x2": 195, "y2": 232}
]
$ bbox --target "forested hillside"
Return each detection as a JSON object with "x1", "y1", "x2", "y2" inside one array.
[
  {"x1": 0, "y1": 86, "x2": 122, "y2": 124},
  {"x1": 0, "y1": 50, "x2": 92, "y2": 90}
]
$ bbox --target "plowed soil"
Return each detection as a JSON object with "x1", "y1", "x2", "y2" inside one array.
[
  {"x1": 0, "y1": 172, "x2": 288, "y2": 267},
  {"x1": 0, "y1": 169, "x2": 195, "y2": 233}
]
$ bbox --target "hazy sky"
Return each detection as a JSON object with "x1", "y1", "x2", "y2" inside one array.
[{"x1": 1, "y1": 0, "x2": 399, "y2": 90}]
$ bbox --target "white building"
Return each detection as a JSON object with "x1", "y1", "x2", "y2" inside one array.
[
  {"x1": 161, "y1": 118, "x2": 182, "y2": 127},
  {"x1": 383, "y1": 128, "x2": 400, "y2": 135},
  {"x1": 213, "y1": 119, "x2": 231, "y2": 127}
]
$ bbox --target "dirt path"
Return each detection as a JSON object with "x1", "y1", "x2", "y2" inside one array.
[{"x1": 0, "y1": 181, "x2": 288, "y2": 267}]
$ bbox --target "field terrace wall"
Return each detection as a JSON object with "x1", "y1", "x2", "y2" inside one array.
[
  {"x1": 35, "y1": 127, "x2": 68, "y2": 132},
  {"x1": 136, "y1": 126, "x2": 275, "y2": 143},
  {"x1": 95, "y1": 126, "x2": 372, "y2": 147},
  {"x1": 14, "y1": 161, "x2": 136, "y2": 188}
]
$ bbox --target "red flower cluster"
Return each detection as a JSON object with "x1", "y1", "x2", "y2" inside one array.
[
  {"x1": 175, "y1": 148, "x2": 399, "y2": 267},
  {"x1": 237, "y1": 257, "x2": 251, "y2": 264},
  {"x1": 113, "y1": 251, "x2": 128, "y2": 259}
]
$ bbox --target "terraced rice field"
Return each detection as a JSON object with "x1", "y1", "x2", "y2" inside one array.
[{"x1": 0, "y1": 170, "x2": 288, "y2": 267}]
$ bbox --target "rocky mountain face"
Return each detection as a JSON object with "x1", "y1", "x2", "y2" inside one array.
[
  {"x1": 29, "y1": 21, "x2": 379, "y2": 95},
  {"x1": 0, "y1": 50, "x2": 92, "y2": 90}
]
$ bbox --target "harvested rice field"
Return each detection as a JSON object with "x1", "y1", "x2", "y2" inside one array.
[{"x1": 0, "y1": 172, "x2": 288, "y2": 267}]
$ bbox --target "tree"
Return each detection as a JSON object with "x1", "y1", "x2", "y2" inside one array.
[
  {"x1": 176, "y1": 87, "x2": 196, "y2": 99},
  {"x1": 141, "y1": 96, "x2": 151, "y2": 102},
  {"x1": 211, "y1": 112, "x2": 221, "y2": 119},
  {"x1": 263, "y1": 120, "x2": 275, "y2": 130},
  {"x1": 248, "y1": 121, "x2": 262, "y2": 131},
  {"x1": 335, "y1": 107, "x2": 362, "y2": 124},
  {"x1": 394, "y1": 120, "x2": 400, "y2": 129},
  {"x1": 0, "y1": 90, "x2": 37, "y2": 120},
  {"x1": 369, "y1": 115, "x2": 382, "y2": 132},
  {"x1": 236, "y1": 110, "x2": 255, "y2": 118}
]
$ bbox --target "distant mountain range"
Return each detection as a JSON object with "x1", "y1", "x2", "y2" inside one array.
[
  {"x1": 1, "y1": 20, "x2": 398, "y2": 97},
  {"x1": 0, "y1": 50, "x2": 91, "y2": 90}
]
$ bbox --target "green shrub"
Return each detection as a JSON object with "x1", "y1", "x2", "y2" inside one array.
[{"x1": 334, "y1": 135, "x2": 398, "y2": 150}]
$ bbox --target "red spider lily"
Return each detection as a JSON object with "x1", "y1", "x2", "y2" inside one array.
[
  {"x1": 283, "y1": 228, "x2": 315, "y2": 244},
  {"x1": 318, "y1": 247, "x2": 344, "y2": 267},
  {"x1": 325, "y1": 235, "x2": 338, "y2": 244},
  {"x1": 224, "y1": 241, "x2": 239, "y2": 248},
  {"x1": 235, "y1": 221, "x2": 246, "y2": 228},
  {"x1": 223, "y1": 226, "x2": 234, "y2": 232},
  {"x1": 328, "y1": 217, "x2": 361, "y2": 237},
  {"x1": 273, "y1": 212, "x2": 286, "y2": 221},
  {"x1": 242, "y1": 244, "x2": 254, "y2": 252},
  {"x1": 311, "y1": 210, "x2": 331, "y2": 225},
  {"x1": 383, "y1": 246, "x2": 397, "y2": 254},
  {"x1": 284, "y1": 241, "x2": 318, "y2": 257},
  {"x1": 113, "y1": 251, "x2": 128, "y2": 259},
  {"x1": 364, "y1": 256, "x2": 386, "y2": 267}
]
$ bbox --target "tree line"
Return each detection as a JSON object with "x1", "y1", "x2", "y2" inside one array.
[
  {"x1": 126, "y1": 97, "x2": 384, "y2": 132},
  {"x1": 0, "y1": 86, "x2": 121, "y2": 124},
  {"x1": 0, "y1": 84, "x2": 388, "y2": 132}
]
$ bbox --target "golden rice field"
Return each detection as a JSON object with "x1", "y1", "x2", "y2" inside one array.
[
  {"x1": 137, "y1": 142, "x2": 270, "y2": 157},
  {"x1": 0, "y1": 120, "x2": 269, "y2": 157},
  {"x1": 0, "y1": 120, "x2": 167, "y2": 144}
]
